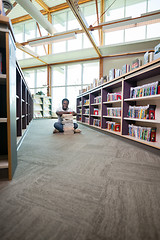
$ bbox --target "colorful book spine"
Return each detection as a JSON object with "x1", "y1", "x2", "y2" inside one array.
[{"x1": 128, "y1": 124, "x2": 156, "y2": 142}]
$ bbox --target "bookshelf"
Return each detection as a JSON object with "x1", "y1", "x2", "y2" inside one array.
[
  {"x1": 77, "y1": 58, "x2": 160, "y2": 150},
  {"x1": 16, "y1": 62, "x2": 33, "y2": 147},
  {"x1": 33, "y1": 95, "x2": 52, "y2": 118},
  {"x1": 0, "y1": 16, "x2": 33, "y2": 180}
]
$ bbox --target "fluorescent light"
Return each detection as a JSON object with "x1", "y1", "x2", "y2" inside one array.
[
  {"x1": 102, "y1": 11, "x2": 160, "y2": 33},
  {"x1": 28, "y1": 32, "x2": 78, "y2": 47}
]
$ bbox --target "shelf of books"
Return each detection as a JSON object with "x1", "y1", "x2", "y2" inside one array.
[
  {"x1": 77, "y1": 58, "x2": 160, "y2": 150},
  {"x1": 33, "y1": 95, "x2": 52, "y2": 118},
  {"x1": 16, "y1": 62, "x2": 33, "y2": 149},
  {"x1": 0, "y1": 16, "x2": 33, "y2": 180}
]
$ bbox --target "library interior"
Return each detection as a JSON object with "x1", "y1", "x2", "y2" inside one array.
[{"x1": 0, "y1": 0, "x2": 160, "y2": 239}]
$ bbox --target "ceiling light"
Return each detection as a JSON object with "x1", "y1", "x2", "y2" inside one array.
[
  {"x1": 102, "y1": 10, "x2": 160, "y2": 33},
  {"x1": 28, "y1": 32, "x2": 77, "y2": 47}
]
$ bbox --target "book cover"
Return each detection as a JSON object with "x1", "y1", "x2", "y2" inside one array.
[
  {"x1": 109, "y1": 68, "x2": 115, "y2": 81},
  {"x1": 144, "y1": 51, "x2": 149, "y2": 65},
  {"x1": 131, "y1": 58, "x2": 142, "y2": 70},
  {"x1": 154, "y1": 43, "x2": 160, "y2": 54}
]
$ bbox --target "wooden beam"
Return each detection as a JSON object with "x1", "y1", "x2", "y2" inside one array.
[
  {"x1": 100, "y1": 0, "x2": 104, "y2": 46},
  {"x1": 67, "y1": 0, "x2": 102, "y2": 58},
  {"x1": 21, "y1": 50, "x2": 147, "y2": 70},
  {"x1": 99, "y1": 57, "x2": 103, "y2": 79},
  {"x1": 36, "y1": 22, "x2": 47, "y2": 55},
  {"x1": 47, "y1": 65, "x2": 51, "y2": 96},
  {"x1": 16, "y1": 42, "x2": 47, "y2": 65},
  {"x1": 34, "y1": 0, "x2": 50, "y2": 13},
  {"x1": 48, "y1": 13, "x2": 52, "y2": 55},
  {"x1": 95, "y1": 0, "x2": 100, "y2": 44},
  {"x1": 6, "y1": 2, "x2": 17, "y2": 16},
  {"x1": 11, "y1": 0, "x2": 93, "y2": 24}
]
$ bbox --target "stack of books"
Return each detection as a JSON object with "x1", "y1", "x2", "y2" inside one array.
[{"x1": 62, "y1": 114, "x2": 74, "y2": 135}]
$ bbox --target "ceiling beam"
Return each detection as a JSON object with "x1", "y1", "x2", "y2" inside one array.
[
  {"x1": 11, "y1": 0, "x2": 93, "y2": 24},
  {"x1": 100, "y1": 0, "x2": 104, "y2": 46},
  {"x1": 16, "y1": 42, "x2": 47, "y2": 64},
  {"x1": 6, "y1": 1, "x2": 17, "y2": 16},
  {"x1": 19, "y1": 10, "x2": 160, "y2": 47},
  {"x1": 66, "y1": 0, "x2": 102, "y2": 58},
  {"x1": 34, "y1": 0, "x2": 49, "y2": 13},
  {"x1": 95, "y1": 0, "x2": 100, "y2": 44},
  {"x1": 36, "y1": 22, "x2": 47, "y2": 55}
]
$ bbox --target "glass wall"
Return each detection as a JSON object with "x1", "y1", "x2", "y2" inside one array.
[
  {"x1": 22, "y1": 61, "x2": 99, "y2": 112},
  {"x1": 13, "y1": 0, "x2": 160, "y2": 59},
  {"x1": 104, "y1": 0, "x2": 160, "y2": 45},
  {"x1": 23, "y1": 67, "x2": 47, "y2": 95},
  {"x1": 51, "y1": 61, "x2": 99, "y2": 112}
]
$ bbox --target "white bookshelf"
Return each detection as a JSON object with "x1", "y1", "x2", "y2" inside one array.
[{"x1": 33, "y1": 95, "x2": 52, "y2": 118}]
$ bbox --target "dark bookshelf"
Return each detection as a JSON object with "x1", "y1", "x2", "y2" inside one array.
[{"x1": 0, "y1": 16, "x2": 33, "y2": 180}]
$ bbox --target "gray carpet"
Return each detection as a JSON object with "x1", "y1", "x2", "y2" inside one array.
[{"x1": 0, "y1": 119, "x2": 160, "y2": 240}]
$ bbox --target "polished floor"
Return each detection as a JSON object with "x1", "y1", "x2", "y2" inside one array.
[{"x1": 0, "y1": 119, "x2": 160, "y2": 240}]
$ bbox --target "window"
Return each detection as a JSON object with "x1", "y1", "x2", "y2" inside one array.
[
  {"x1": 105, "y1": 30, "x2": 124, "y2": 45},
  {"x1": 105, "y1": 0, "x2": 125, "y2": 21},
  {"x1": 52, "y1": 66, "x2": 65, "y2": 86},
  {"x1": 147, "y1": 23, "x2": 160, "y2": 39},
  {"x1": 125, "y1": 0, "x2": 147, "y2": 18},
  {"x1": 125, "y1": 26, "x2": 146, "y2": 42},
  {"x1": 51, "y1": 61, "x2": 99, "y2": 112},
  {"x1": 36, "y1": 67, "x2": 47, "y2": 88},
  {"x1": 66, "y1": 86, "x2": 81, "y2": 111},
  {"x1": 148, "y1": 0, "x2": 160, "y2": 12},
  {"x1": 23, "y1": 69, "x2": 35, "y2": 95},
  {"x1": 83, "y1": 62, "x2": 99, "y2": 85},
  {"x1": 67, "y1": 64, "x2": 81, "y2": 86},
  {"x1": 52, "y1": 87, "x2": 65, "y2": 112}
]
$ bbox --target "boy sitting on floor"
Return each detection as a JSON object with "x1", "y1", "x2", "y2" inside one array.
[{"x1": 53, "y1": 98, "x2": 81, "y2": 133}]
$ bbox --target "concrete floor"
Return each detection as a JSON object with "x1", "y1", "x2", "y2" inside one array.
[{"x1": 0, "y1": 119, "x2": 160, "y2": 240}]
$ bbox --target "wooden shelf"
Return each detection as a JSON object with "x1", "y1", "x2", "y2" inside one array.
[
  {"x1": 124, "y1": 117, "x2": 160, "y2": 123},
  {"x1": 0, "y1": 155, "x2": 8, "y2": 169},
  {"x1": 16, "y1": 117, "x2": 19, "y2": 121},
  {"x1": 103, "y1": 100, "x2": 121, "y2": 104},
  {"x1": 16, "y1": 95, "x2": 19, "y2": 99},
  {"x1": 22, "y1": 115, "x2": 25, "y2": 118},
  {"x1": 83, "y1": 104, "x2": 89, "y2": 107},
  {"x1": 91, "y1": 103, "x2": 101, "y2": 106},
  {"x1": 91, "y1": 115, "x2": 101, "y2": 117},
  {"x1": 91, "y1": 125, "x2": 101, "y2": 129},
  {"x1": 124, "y1": 94, "x2": 160, "y2": 102},
  {"x1": 0, "y1": 73, "x2": 6, "y2": 78},
  {"x1": 22, "y1": 99, "x2": 25, "y2": 102},
  {"x1": 77, "y1": 105, "x2": 82, "y2": 108},
  {"x1": 0, "y1": 118, "x2": 7, "y2": 123},
  {"x1": 81, "y1": 122, "x2": 89, "y2": 126},
  {"x1": 83, "y1": 114, "x2": 89, "y2": 116},
  {"x1": 103, "y1": 116, "x2": 121, "y2": 119},
  {"x1": 123, "y1": 135, "x2": 160, "y2": 149},
  {"x1": 103, "y1": 128, "x2": 121, "y2": 136}
]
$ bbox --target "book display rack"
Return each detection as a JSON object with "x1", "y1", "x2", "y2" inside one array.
[
  {"x1": 77, "y1": 58, "x2": 160, "y2": 149},
  {"x1": 33, "y1": 95, "x2": 52, "y2": 118},
  {"x1": 0, "y1": 16, "x2": 33, "y2": 180}
]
